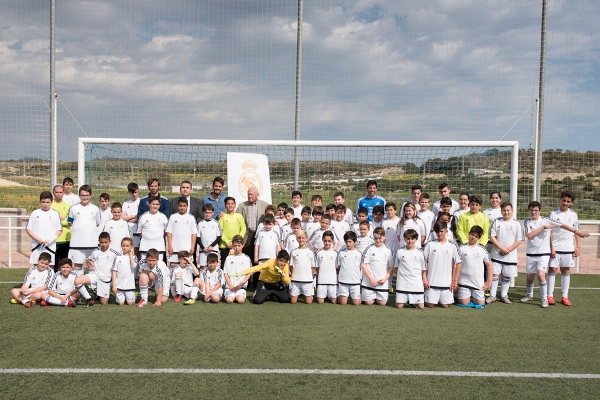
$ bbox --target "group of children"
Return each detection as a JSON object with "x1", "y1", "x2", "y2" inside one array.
[{"x1": 12, "y1": 178, "x2": 590, "y2": 309}]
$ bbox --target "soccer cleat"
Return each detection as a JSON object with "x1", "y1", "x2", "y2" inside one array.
[
  {"x1": 520, "y1": 296, "x2": 534, "y2": 303},
  {"x1": 67, "y1": 301, "x2": 76, "y2": 308},
  {"x1": 485, "y1": 296, "x2": 497, "y2": 304},
  {"x1": 173, "y1": 295, "x2": 183, "y2": 303},
  {"x1": 499, "y1": 297, "x2": 512, "y2": 304},
  {"x1": 541, "y1": 299, "x2": 549, "y2": 308},
  {"x1": 10, "y1": 298, "x2": 19, "y2": 304},
  {"x1": 547, "y1": 296, "x2": 555, "y2": 305},
  {"x1": 137, "y1": 299, "x2": 148, "y2": 308},
  {"x1": 184, "y1": 298, "x2": 196, "y2": 305},
  {"x1": 41, "y1": 300, "x2": 48, "y2": 306},
  {"x1": 83, "y1": 298, "x2": 95, "y2": 308},
  {"x1": 24, "y1": 300, "x2": 36, "y2": 308},
  {"x1": 561, "y1": 297, "x2": 572, "y2": 306}
]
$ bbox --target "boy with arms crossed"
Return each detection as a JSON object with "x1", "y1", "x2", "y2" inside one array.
[
  {"x1": 171, "y1": 250, "x2": 200, "y2": 303},
  {"x1": 360, "y1": 227, "x2": 393, "y2": 306},
  {"x1": 68, "y1": 185, "x2": 102, "y2": 274},
  {"x1": 337, "y1": 231, "x2": 363, "y2": 306},
  {"x1": 380, "y1": 229, "x2": 426, "y2": 309},
  {"x1": 222, "y1": 235, "x2": 252, "y2": 304},
  {"x1": 103, "y1": 202, "x2": 132, "y2": 253},
  {"x1": 166, "y1": 197, "x2": 198, "y2": 265},
  {"x1": 137, "y1": 248, "x2": 171, "y2": 307},
  {"x1": 289, "y1": 230, "x2": 316, "y2": 304},
  {"x1": 10, "y1": 252, "x2": 53, "y2": 307},
  {"x1": 315, "y1": 231, "x2": 338, "y2": 304},
  {"x1": 197, "y1": 203, "x2": 222, "y2": 269},
  {"x1": 488, "y1": 202, "x2": 523, "y2": 304},
  {"x1": 76, "y1": 232, "x2": 120, "y2": 306},
  {"x1": 456, "y1": 226, "x2": 493, "y2": 306},
  {"x1": 138, "y1": 196, "x2": 168, "y2": 261},
  {"x1": 112, "y1": 237, "x2": 137, "y2": 306},
  {"x1": 26, "y1": 191, "x2": 62, "y2": 268},
  {"x1": 423, "y1": 222, "x2": 462, "y2": 308},
  {"x1": 42, "y1": 258, "x2": 79, "y2": 307}
]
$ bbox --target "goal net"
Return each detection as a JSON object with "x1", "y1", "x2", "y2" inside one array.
[{"x1": 78, "y1": 138, "x2": 518, "y2": 211}]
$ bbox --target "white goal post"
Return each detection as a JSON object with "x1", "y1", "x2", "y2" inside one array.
[{"x1": 77, "y1": 138, "x2": 519, "y2": 208}]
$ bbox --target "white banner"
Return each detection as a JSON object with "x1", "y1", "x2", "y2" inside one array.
[{"x1": 227, "y1": 152, "x2": 272, "y2": 205}]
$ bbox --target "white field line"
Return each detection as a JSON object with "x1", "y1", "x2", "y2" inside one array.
[{"x1": 0, "y1": 368, "x2": 599, "y2": 379}]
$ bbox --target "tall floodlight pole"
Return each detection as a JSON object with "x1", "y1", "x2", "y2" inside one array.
[
  {"x1": 50, "y1": 0, "x2": 57, "y2": 189},
  {"x1": 293, "y1": 0, "x2": 303, "y2": 190},
  {"x1": 534, "y1": 0, "x2": 547, "y2": 201}
]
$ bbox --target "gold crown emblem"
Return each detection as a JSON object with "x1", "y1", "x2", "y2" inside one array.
[{"x1": 241, "y1": 159, "x2": 257, "y2": 171}]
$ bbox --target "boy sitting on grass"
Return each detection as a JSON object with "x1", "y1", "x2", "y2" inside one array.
[
  {"x1": 137, "y1": 248, "x2": 171, "y2": 307},
  {"x1": 171, "y1": 250, "x2": 200, "y2": 304},
  {"x1": 42, "y1": 257, "x2": 79, "y2": 307},
  {"x1": 202, "y1": 253, "x2": 224, "y2": 303},
  {"x1": 10, "y1": 252, "x2": 53, "y2": 308}
]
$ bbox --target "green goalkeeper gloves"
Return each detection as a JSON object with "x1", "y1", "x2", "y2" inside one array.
[
  {"x1": 275, "y1": 266, "x2": 284, "y2": 276},
  {"x1": 228, "y1": 272, "x2": 239, "y2": 278}
]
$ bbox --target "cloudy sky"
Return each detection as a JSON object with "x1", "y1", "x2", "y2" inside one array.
[{"x1": 1, "y1": 0, "x2": 598, "y2": 161}]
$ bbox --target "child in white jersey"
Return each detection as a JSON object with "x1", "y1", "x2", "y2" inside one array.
[
  {"x1": 121, "y1": 182, "x2": 141, "y2": 257},
  {"x1": 290, "y1": 230, "x2": 316, "y2": 304},
  {"x1": 67, "y1": 184, "x2": 101, "y2": 273},
  {"x1": 111, "y1": 237, "x2": 137, "y2": 305},
  {"x1": 222, "y1": 235, "x2": 252, "y2": 304},
  {"x1": 355, "y1": 220, "x2": 375, "y2": 254},
  {"x1": 370, "y1": 205, "x2": 385, "y2": 228},
  {"x1": 315, "y1": 231, "x2": 338, "y2": 304},
  {"x1": 360, "y1": 227, "x2": 393, "y2": 306},
  {"x1": 396, "y1": 202, "x2": 426, "y2": 249},
  {"x1": 197, "y1": 203, "x2": 222, "y2": 269},
  {"x1": 98, "y1": 193, "x2": 112, "y2": 236},
  {"x1": 308, "y1": 214, "x2": 339, "y2": 252},
  {"x1": 417, "y1": 194, "x2": 435, "y2": 236},
  {"x1": 337, "y1": 231, "x2": 363, "y2": 306},
  {"x1": 10, "y1": 252, "x2": 53, "y2": 307},
  {"x1": 26, "y1": 191, "x2": 62, "y2": 267},
  {"x1": 333, "y1": 191, "x2": 354, "y2": 226},
  {"x1": 137, "y1": 196, "x2": 168, "y2": 261},
  {"x1": 283, "y1": 218, "x2": 302, "y2": 253},
  {"x1": 329, "y1": 204, "x2": 351, "y2": 242},
  {"x1": 202, "y1": 253, "x2": 224, "y2": 303},
  {"x1": 488, "y1": 202, "x2": 523, "y2": 304},
  {"x1": 423, "y1": 222, "x2": 462, "y2": 308},
  {"x1": 42, "y1": 257, "x2": 79, "y2": 307},
  {"x1": 380, "y1": 229, "x2": 426, "y2": 309},
  {"x1": 171, "y1": 250, "x2": 200, "y2": 303},
  {"x1": 137, "y1": 248, "x2": 171, "y2": 307},
  {"x1": 456, "y1": 226, "x2": 493, "y2": 306},
  {"x1": 254, "y1": 214, "x2": 281, "y2": 264},
  {"x1": 103, "y1": 202, "x2": 132, "y2": 253},
  {"x1": 166, "y1": 197, "x2": 198, "y2": 265}
]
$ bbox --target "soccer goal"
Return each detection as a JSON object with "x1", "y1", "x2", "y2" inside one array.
[{"x1": 77, "y1": 138, "x2": 519, "y2": 207}]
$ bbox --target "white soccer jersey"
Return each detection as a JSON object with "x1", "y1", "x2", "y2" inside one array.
[
  {"x1": 137, "y1": 211, "x2": 168, "y2": 251},
  {"x1": 337, "y1": 248, "x2": 362, "y2": 285},
  {"x1": 427, "y1": 226, "x2": 456, "y2": 245},
  {"x1": 256, "y1": 222, "x2": 281, "y2": 241},
  {"x1": 49, "y1": 271, "x2": 76, "y2": 295},
  {"x1": 280, "y1": 223, "x2": 292, "y2": 241},
  {"x1": 23, "y1": 267, "x2": 53, "y2": 289},
  {"x1": 458, "y1": 243, "x2": 490, "y2": 290},
  {"x1": 151, "y1": 261, "x2": 171, "y2": 290},
  {"x1": 305, "y1": 222, "x2": 320, "y2": 239},
  {"x1": 223, "y1": 253, "x2": 252, "y2": 288},
  {"x1": 361, "y1": 244, "x2": 392, "y2": 290},
  {"x1": 98, "y1": 208, "x2": 112, "y2": 236},
  {"x1": 173, "y1": 264, "x2": 196, "y2": 287},
  {"x1": 344, "y1": 208, "x2": 353, "y2": 226},
  {"x1": 432, "y1": 198, "x2": 460, "y2": 216},
  {"x1": 329, "y1": 220, "x2": 350, "y2": 244},
  {"x1": 284, "y1": 232, "x2": 300, "y2": 253},
  {"x1": 62, "y1": 193, "x2": 80, "y2": 206},
  {"x1": 423, "y1": 240, "x2": 461, "y2": 288},
  {"x1": 490, "y1": 217, "x2": 524, "y2": 263},
  {"x1": 255, "y1": 230, "x2": 280, "y2": 260},
  {"x1": 26, "y1": 208, "x2": 62, "y2": 252},
  {"x1": 87, "y1": 248, "x2": 120, "y2": 282},
  {"x1": 292, "y1": 204, "x2": 303, "y2": 218},
  {"x1": 549, "y1": 208, "x2": 579, "y2": 252},
  {"x1": 203, "y1": 268, "x2": 224, "y2": 289},
  {"x1": 394, "y1": 247, "x2": 426, "y2": 293},
  {"x1": 308, "y1": 229, "x2": 339, "y2": 251},
  {"x1": 453, "y1": 208, "x2": 469, "y2": 220},
  {"x1": 397, "y1": 218, "x2": 427, "y2": 249},
  {"x1": 355, "y1": 236, "x2": 375, "y2": 254},
  {"x1": 196, "y1": 218, "x2": 221, "y2": 250},
  {"x1": 370, "y1": 220, "x2": 383, "y2": 228},
  {"x1": 352, "y1": 222, "x2": 374, "y2": 238},
  {"x1": 418, "y1": 210, "x2": 435, "y2": 237},
  {"x1": 68, "y1": 203, "x2": 102, "y2": 248},
  {"x1": 166, "y1": 213, "x2": 198, "y2": 253},
  {"x1": 382, "y1": 218, "x2": 400, "y2": 255},
  {"x1": 484, "y1": 207, "x2": 502, "y2": 226},
  {"x1": 103, "y1": 219, "x2": 132, "y2": 252},
  {"x1": 315, "y1": 248, "x2": 338, "y2": 285},
  {"x1": 112, "y1": 254, "x2": 137, "y2": 290},
  {"x1": 122, "y1": 198, "x2": 140, "y2": 235},
  {"x1": 523, "y1": 217, "x2": 558, "y2": 256},
  {"x1": 290, "y1": 247, "x2": 315, "y2": 282}
]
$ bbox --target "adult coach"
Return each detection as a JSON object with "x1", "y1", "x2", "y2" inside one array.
[
  {"x1": 202, "y1": 176, "x2": 227, "y2": 220},
  {"x1": 356, "y1": 180, "x2": 386, "y2": 221},
  {"x1": 170, "y1": 180, "x2": 202, "y2": 222},
  {"x1": 236, "y1": 186, "x2": 268, "y2": 258},
  {"x1": 137, "y1": 178, "x2": 171, "y2": 219}
]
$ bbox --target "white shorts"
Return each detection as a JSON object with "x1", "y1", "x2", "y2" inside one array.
[
  {"x1": 198, "y1": 251, "x2": 217, "y2": 267},
  {"x1": 201, "y1": 287, "x2": 223, "y2": 297},
  {"x1": 526, "y1": 255, "x2": 550, "y2": 274},
  {"x1": 87, "y1": 273, "x2": 111, "y2": 299},
  {"x1": 395, "y1": 292, "x2": 424, "y2": 305},
  {"x1": 290, "y1": 281, "x2": 314, "y2": 297},
  {"x1": 457, "y1": 287, "x2": 485, "y2": 301},
  {"x1": 152, "y1": 276, "x2": 171, "y2": 298},
  {"x1": 425, "y1": 288, "x2": 454, "y2": 305},
  {"x1": 30, "y1": 245, "x2": 57, "y2": 265},
  {"x1": 224, "y1": 288, "x2": 247, "y2": 299},
  {"x1": 116, "y1": 290, "x2": 136, "y2": 303},
  {"x1": 72, "y1": 268, "x2": 85, "y2": 277},
  {"x1": 549, "y1": 253, "x2": 574, "y2": 268},
  {"x1": 361, "y1": 287, "x2": 389, "y2": 303},
  {"x1": 493, "y1": 262, "x2": 517, "y2": 278},
  {"x1": 68, "y1": 248, "x2": 95, "y2": 264},
  {"x1": 316, "y1": 284, "x2": 338, "y2": 299},
  {"x1": 338, "y1": 283, "x2": 361, "y2": 300}
]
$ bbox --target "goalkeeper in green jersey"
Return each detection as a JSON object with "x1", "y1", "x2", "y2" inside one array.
[{"x1": 229, "y1": 250, "x2": 291, "y2": 304}]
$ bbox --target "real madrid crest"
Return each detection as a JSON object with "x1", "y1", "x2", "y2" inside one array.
[{"x1": 238, "y1": 159, "x2": 263, "y2": 199}]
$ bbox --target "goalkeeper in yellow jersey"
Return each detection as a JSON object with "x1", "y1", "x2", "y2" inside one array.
[
  {"x1": 456, "y1": 195, "x2": 490, "y2": 246},
  {"x1": 229, "y1": 250, "x2": 291, "y2": 304}
]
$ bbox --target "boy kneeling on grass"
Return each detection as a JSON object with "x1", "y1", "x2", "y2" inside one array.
[
  {"x1": 229, "y1": 250, "x2": 291, "y2": 304},
  {"x1": 10, "y1": 252, "x2": 53, "y2": 308}
]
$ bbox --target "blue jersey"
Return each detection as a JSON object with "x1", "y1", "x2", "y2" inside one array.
[
  {"x1": 202, "y1": 193, "x2": 228, "y2": 221},
  {"x1": 356, "y1": 195, "x2": 386, "y2": 221}
]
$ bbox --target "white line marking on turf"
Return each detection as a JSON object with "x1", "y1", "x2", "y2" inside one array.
[{"x1": 0, "y1": 368, "x2": 599, "y2": 379}]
